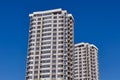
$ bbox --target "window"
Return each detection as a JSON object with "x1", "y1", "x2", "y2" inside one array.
[
  {"x1": 59, "y1": 16, "x2": 63, "y2": 18},
  {"x1": 29, "y1": 52, "x2": 34, "y2": 55},
  {"x1": 42, "y1": 33, "x2": 51, "y2": 36},
  {"x1": 58, "y1": 41, "x2": 63, "y2": 44},
  {"x1": 53, "y1": 46, "x2": 56, "y2": 49},
  {"x1": 58, "y1": 55, "x2": 63, "y2": 58},
  {"x1": 43, "y1": 24, "x2": 51, "y2": 28},
  {"x1": 30, "y1": 66, "x2": 33, "y2": 69},
  {"x1": 36, "y1": 47, "x2": 39, "y2": 50},
  {"x1": 58, "y1": 50, "x2": 63, "y2": 53},
  {"x1": 29, "y1": 39, "x2": 35, "y2": 42},
  {"x1": 41, "y1": 60, "x2": 50, "y2": 63},
  {"x1": 37, "y1": 22, "x2": 41, "y2": 24},
  {"x1": 58, "y1": 46, "x2": 63, "y2": 48},
  {"x1": 43, "y1": 20, "x2": 51, "y2": 23},
  {"x1": 42, "y1": 41, "x2": 51, "y2": 45},
  {"x1": 29, "y1": 48, "x2": 34, "y2": 51},
  {"x1": 40, "y1": 70, "x2": 50, "y2": 73},
  {"x1": 35, "y1": 56, "x2": 39, "y2": 60},
  {"x1": 53, "y1": 33, "x2": 56, "y2": 36},
  {"x1": 58, "y1": 24, "x2": 63, "y2": 26},
  {"x1": 38, "y1": 18, "x2": 41, "y2": 20},
  {"x1": 30, "y1": 31, "x2": 35, "y2": 34},
  {"x1": 58, "y1": 75, "x2": 63, "y2": 78},
  {"x1": 59, "y1": 20, "x2": 63, "y2": 23},
  {"x1": 29, "y1": 61, "x2": 33, "y2": 64},
  {"x1": 52, "y1": 55, "x2": 56, "y2": 58},
  {"x1": 31, "y1": 19, "x2": 36, "y2": 22},
  {"x1": 58, "y1": 69, "x2": 63, "y2": 72},
  {"x1": 37, "y1": 34, "x2": 40, "y2": 37},
  {"x1": 37, "y1": 26, "x2": 41, "y2": 29},
  {"x1": 35, "y1": 61, "x2": 39, "y2": 64},
  {"x1": 53, "y1": 37, "x2": 56, "y2": 40},
  {"x1": 28, "y1": 57, "x2": 33, "y2": 60},
  {"x1": 53, "y1": 24, "x2": 57, "y2": 27},
  {"x1": 36, "y1": 52, "x2": 39, "y2": 55},
  {"x1": 43, "y1": 16, "x2": 52, "y2": 20},
  {"x1": 54, "y1": 16, "x2": 57, "y2": 19},
  {"x1": 52, "y1": 70, "x2": 56, "y2": 73},
  {"x1": 52, "y1": 75, "x2": 56, "y2": 78},
  {"x1": 58, "y1": 60, "x2": 63, "y2": 62},
  {"x1": 30, "y1": 35, "x2": 35, "y2": 38},
  {"x1": 58, "y1": 32, "x2": 63, "y2": 35},
  {"x1": 41, "y1": 46, "x2": 51, "y2": 49},
  {"x1": 53, "y1": 29, "x2": 57, "y2": 31},
  {"x1": 34, "y1": 66, "x2": 38, "y2": 69},
  {"x1": 43, "y1": 28, "x2": 51, "y2": 32},
  {"x1": 41, "y1": 50, "x2": 50, "y2": 54},
  {"x1": 59, "y1": 28, "x2": 63, "y2": 31},
  {"x1": 40, "y1": 65, "x2": 50, "y2": 68},
  {"x1": 34, "y1": 14, "x2": 42, "y2": 17},
  {"x1": 34, "y1": 76, "x2": 38, "y2": 79},
  {"x1": 29, "y1": 71, "x2": 32, "y2": 74},
  {"x1": 31, "y1": 23, "x2": 36, "y2": 25},
  {"x1": 58, "y1": 37, "x2": 63, "y2": 39},
  {"x1": 53, "y1": 42, "x2": 56, "y2": 44},
  {"x1": 40, "y1": 75, "x2": 50, "y2": 78},
  {"x1": 54, "y1": 20, "x2": 57, "y2": 23},
  {"x1": 28, "y1": 76, "x2": 32, "y2": 79},
  {"x1": 52, "y1": 60, "x2": 56, "y2": 63},
  {"x1": 41, "y1": 55, "x2": 50, "y2": 58},
  {"x1": 52, "y1": 65, "x2": 56, "y2": 68},
  {"x1": 42, "y1": 37, "x2": 51, "y2": 40},
  {"x1": 34, "y1": 71, "x2": 38, "y2": 74},
  {"x1": 42, "y1": 13, "x2": 51, "y2": 16},
  {"x1": 36, "y1": 39, "x2": 40, "y2": 41},
  {"x1": 37, "y1": 30, "x2": 40, "y2": 33},
  {"x1": 52, "y1": 51, "x2": 56, "y2": 54}
]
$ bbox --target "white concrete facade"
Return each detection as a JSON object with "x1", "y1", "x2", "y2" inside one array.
[
  {"x1": 74, "y1": 42, "x2": 99, "y2": 80},
  {"x1": 26, "y1": 8, "x2": 74, "y2": 80}
]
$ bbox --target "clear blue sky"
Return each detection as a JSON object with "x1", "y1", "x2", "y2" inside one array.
[{"x1": 0, "y1": 0, "x2": 120, "y2": 80}]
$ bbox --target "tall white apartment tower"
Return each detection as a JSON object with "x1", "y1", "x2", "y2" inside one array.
[
  {"x1": 26, "y1": 9, "x2": 74, "y2": 80},
  {"x1": 74, "y1": 42, "x2": 99, "y2": 80}
]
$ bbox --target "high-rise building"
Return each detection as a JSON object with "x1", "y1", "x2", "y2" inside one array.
[
  {"x1": 26, "y1": 8, "x2": 74, "y2": 80},
  {"x1": 74, "y1": 42, "x2": 99, "y2": 80}
]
